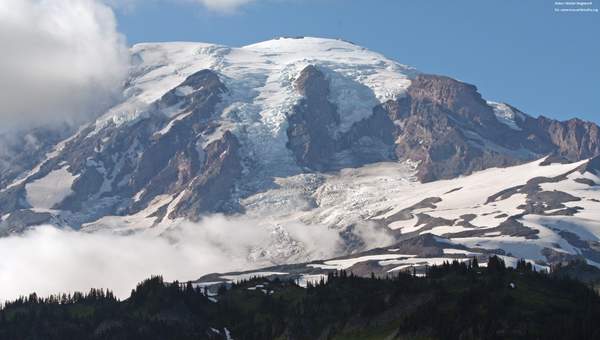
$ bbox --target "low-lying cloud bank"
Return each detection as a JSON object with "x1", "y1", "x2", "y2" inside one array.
[
  {"x1": 0, "y1": 0, "x2": 128, "y2": 131},
  {"x1": 0, "y1": 215, "x2": 393, "y2": 301}
]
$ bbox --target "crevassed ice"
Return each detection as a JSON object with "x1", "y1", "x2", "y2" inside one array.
[{"x1": 93, "y1": 37, "x2": 418, "y2": 175}]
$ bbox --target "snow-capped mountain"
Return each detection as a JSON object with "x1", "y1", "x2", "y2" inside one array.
[{"x1": 1, "y1": 37, "x2": 599, "y2": 272}]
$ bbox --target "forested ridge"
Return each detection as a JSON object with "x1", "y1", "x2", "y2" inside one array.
[{"x1": 2, "y1": 257, "x2": 600, "y2": 340}]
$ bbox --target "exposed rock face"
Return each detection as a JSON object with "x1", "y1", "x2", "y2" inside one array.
[
  {"x1": 158, "y1": 69, "x2": 227, "y2": 121},
  {"x1": 529, "y1": 116, "x2": 600, "y2": 160},
  {"x1": 0, "y1": 126, "x2": 73, "y2": 188},
  {"x1": 0, "y1": 186, "x2": 28, "y2": 216},
  {"x1": 372, "y1": 74, "x2": 600, "y2": 182},
  {"x1": 284, "y1": 70, "x2": 600, "y2": 184},
  {"x1": 286, "y1": 66, "x2": 397, "y2": 170},
  {"x1": 286, "y1": 65, "x2": 339, "y2": 169},
  {"x1": 171, "y1": 131, "x2": 242, "y2": 220},
  {"x1": 0, "y1": 210, "x2": 62, "y2": 236},
  {"x1": 337, "y1": 105, "x2": 397, "y2": 165},
  {"x1": 389, "y1": 75, "x2": 527, "y2": 181},
  {"x1": 584, "y1": 155, "x2": 600, "y2": 174},
  {"x1": 0, "y1": 69, "x2": 241, "y2": 229},
  {"x1": 405, "y1": 75, "x2": 501, "y2": 132}
]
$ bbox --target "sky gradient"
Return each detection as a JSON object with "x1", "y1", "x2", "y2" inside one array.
[{"x1": 115, "y1": 0, "x2": 599, "y2": 123}]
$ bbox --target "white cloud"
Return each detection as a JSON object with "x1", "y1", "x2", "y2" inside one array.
[
  {"x1": 0, "y1": 215, "x2": 349, "y2": 301},
  {"x1": 106, "y1": 0, "x2": 260, "y2": 13},
  {"x1": 0, "y1": 214, "x2": 395, "y2": 301},
  {"x1": 196, "y1": 0, "x2": 256, "y2": 12},
  {"x1": 0, "y1": 0, "x2": 129, "y2": 130}
]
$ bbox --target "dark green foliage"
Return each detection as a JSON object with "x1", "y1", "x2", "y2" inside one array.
[
  {"x1": 551, "y1": 258, "x2": 600, "y2": 287},
  {"x1": 2, "y1": 257, "x2": 600, "y2": 339}
]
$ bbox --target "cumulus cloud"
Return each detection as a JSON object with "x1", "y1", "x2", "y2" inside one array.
[
  {"x1": 0, "y1": 215, "x2": 375, "y2": 301},
  {"x1": 0, "y1": 0, "x2": 129, "y2": 131},
  {"x1": 0, "y1": 0, "x2": 270, "y2": 132}
]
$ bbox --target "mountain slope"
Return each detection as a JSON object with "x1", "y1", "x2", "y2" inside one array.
[{"x1": 1, "y1": 36, "x2": 599, "y2": 273}]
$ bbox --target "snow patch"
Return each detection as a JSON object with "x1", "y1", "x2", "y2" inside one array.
[
  {"x1": 442, "y1": 248, "x2": 480, "y2": 256},
  {"x1": 488, "y1": 101, "x2": 523, "y2": 131},
  {"x1": 25, "y1": 167, "x2": 79, "y2": 210},
  {"x1": 308, "y1": 254, "x2": 417, "y2": 270},
  {"x1": 386, "y1": 257, "x2": 471, "y2": 272},
  {"x1": 296, "y1": 274, "x2": 328, "y2": 287},
  {"x1": 220, "y1": 271, "x2": 289, "y2": 282}
]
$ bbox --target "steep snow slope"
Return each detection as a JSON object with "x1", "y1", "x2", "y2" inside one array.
[{"x1": 100, "y1": 37, "x2": 416, "y2": 176}]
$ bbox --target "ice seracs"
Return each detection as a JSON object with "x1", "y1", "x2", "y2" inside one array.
[{"x1": 114, "y1": 37, "x2": 417, "y2": 176}]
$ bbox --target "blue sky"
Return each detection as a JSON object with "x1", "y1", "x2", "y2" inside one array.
[{"x1": 115, "y1": 0, "x2": 599, "y2": 123}]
